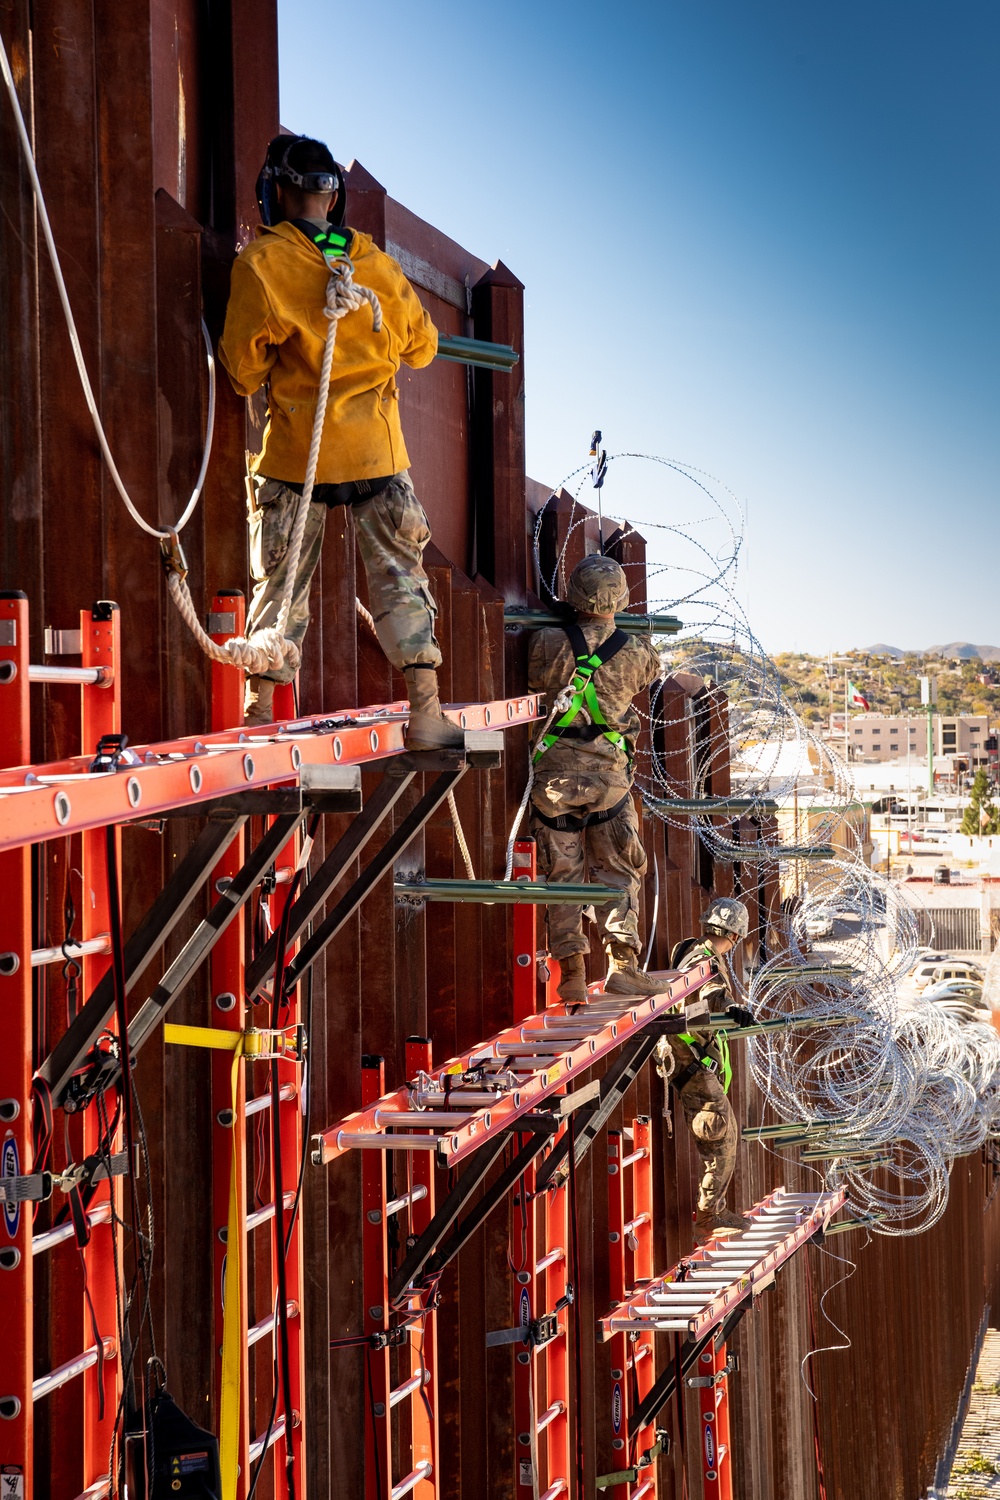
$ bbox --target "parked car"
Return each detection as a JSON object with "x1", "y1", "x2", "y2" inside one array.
[
  {"x1": 803, "y1": 910, "x2": 835, "y2": 939},
  {"x1": 923, "y1": 980, "x2": 984, "y2": 1004},
  {"x1": 922, "y1": 984, "x2": 991, "y2": 1025},
  {"x1": 912, "y1": 957, "x2": 953, "y2": 990},
  {"x1": 929, "y1": 961, "x2": 984, "y2": 988}
]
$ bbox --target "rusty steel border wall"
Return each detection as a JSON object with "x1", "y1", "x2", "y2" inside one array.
[{"x1": 1, "y1": 4, "x2": 998, "y2": 1498}]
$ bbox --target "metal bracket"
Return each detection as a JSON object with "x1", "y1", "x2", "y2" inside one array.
[
  {"x1": 687, "y1": 1352, "x2": 738, "y2": 1387},
  {"x1": 485, "y1": 1311, "x2": 558, "y2": 1350},
  {"x1": 0, "y1": 1148, "x2": 130, "y2": 1205}
]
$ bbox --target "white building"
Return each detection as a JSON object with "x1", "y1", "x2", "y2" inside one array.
[{"x1": 828, "y1": 713, "x2": 996, "y2": 766}]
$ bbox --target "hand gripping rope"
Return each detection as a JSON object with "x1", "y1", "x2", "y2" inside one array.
[{"x1": 1, "y1": 30, "x2": 380, "y2": 682}]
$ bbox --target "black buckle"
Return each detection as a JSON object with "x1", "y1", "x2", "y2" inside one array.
[{"x1": 90, "y1": 733, "x2": 129, "y2": 774}]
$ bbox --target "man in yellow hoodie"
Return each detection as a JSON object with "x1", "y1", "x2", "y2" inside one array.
[{"x1": 219, "y1": 134, "x2": 462, "y2": 747}]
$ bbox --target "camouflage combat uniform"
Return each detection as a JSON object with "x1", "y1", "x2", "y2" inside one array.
[
  {"x1": 527, "y1": 620, "x2": 660, "y2": 958},
  {"x1": 245, "y1": 471, "x2": 440, "y2": 684},
  {"x1": 661, "y1": 938, "x2": 738, "y2": 1216}
]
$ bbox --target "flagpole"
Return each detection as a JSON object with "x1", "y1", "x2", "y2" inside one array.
[{"x1": 845, "y1": 670, "x2": 849, "y2": 763}]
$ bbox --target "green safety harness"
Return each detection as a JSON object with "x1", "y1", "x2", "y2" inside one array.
[
  {"x1": 672, "y1": 941, "x2": 733, "y2": 1094},
  {"x1": 533, "y1": 623, "x2": 630, "y2": 764}
]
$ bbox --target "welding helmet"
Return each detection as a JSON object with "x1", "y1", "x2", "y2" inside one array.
[
  {"x1": 256, "y1": 135, "x2": 346, "y2": 228},
  {"x1": 566, "y1": 555, "x2": 629, "y2": 615}
]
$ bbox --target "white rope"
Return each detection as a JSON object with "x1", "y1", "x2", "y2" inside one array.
[
  {"x1": 165, "y1": 258, "x2": 381, "y2": 676},
  {"x1": 502, "y1": 698, "x2": 562, "y2": 880},
  {"x1": 0, "y1": 30, "x2": 214, "y2": 540},
  {"x1": 447, "y1": 791, "x2": 476, "y2": 880},
  {"x1": 2, "y1": 27, "x2": 381, "y2": 680},
  {"x1": 356, "y1": 597, "x2": 377, "y2": 635}
]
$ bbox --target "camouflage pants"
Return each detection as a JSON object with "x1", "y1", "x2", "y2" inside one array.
[
  {"x1": 245, "y1": 470, "x2": 441, "y2": 685},
  {"x1": 530, "y1": 792, "x2": 646, "y2": 959},
  {"x1": 661, "y1": 1037, "x2": 737, "y2": 1215}
]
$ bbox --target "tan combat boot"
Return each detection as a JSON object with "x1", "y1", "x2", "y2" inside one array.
[
  {"x1": 403, "y1": 666, "x2": 466, "y2": 751},
  {"x1": 694, "y1": 1208, "x2": 753, "y2": 1245},
  {"x1": 555, "y1": 953, "x2": 589, "y2": 1006},
  {"x1": 244, "y1": 675, "x2": 276, "y2": 728},
  {"x1": 604, "y1": 940, "x2": 666, "y2": 997}
]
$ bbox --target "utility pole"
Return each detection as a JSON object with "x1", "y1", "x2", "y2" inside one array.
[{"x1": 921, "y1": 675, "x2": 937, "y2": 797}]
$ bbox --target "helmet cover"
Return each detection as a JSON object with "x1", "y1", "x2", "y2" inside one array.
[
  {"x1": 700, "y1": 897, "x2": 750, "y2": 941},
  {"x1": 566, "y1": 555, "x2": 629, "y2": 615}
]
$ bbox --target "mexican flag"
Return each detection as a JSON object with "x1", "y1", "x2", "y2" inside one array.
[{"x1": 847, "y1": 680, "x2": 870, "y2": 711}]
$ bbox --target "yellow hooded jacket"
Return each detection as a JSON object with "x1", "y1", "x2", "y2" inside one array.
[{"x1": 219, "y1": 222, "x2": 438, "y2": 485}]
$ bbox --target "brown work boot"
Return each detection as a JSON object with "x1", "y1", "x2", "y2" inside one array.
[
  {"x1": 694, "y1": 1209, "x2": 753, "y2": 1245},
  {"x1": 403, "y1": 666, "x2": 465, "y2": 751},
  {"x1": 244, "y1": 675, "x2": 276, "y2": 727},
  {"x1": 555, "y1": 953, "x2": 589, "y2": 1006},
  {"x1": 603, "y1": 941, "x2": 666, "y2": 997}
]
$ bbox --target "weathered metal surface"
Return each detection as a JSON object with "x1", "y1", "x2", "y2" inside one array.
[{"x1": 1, "y1": 3, "x2": 995, "y2": 1497}]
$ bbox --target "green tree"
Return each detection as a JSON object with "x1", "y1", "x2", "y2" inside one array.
[{"x1": 960, "y1": 768, "x2": 1000, "y2": 836}]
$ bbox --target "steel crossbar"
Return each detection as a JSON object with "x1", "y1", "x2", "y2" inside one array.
[
  {"x1": 598, "y1": 1187, "x2": 846, "y2": 1343},
  {"x1": 312, "y1": 963, "x2": 713, "y2": 1169}
]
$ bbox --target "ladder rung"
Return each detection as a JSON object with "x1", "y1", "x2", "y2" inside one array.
[
  {"x1": 536, "y1": 1400, "x2": 565, "y2": 1434},
  {"x1": 536, "y1": 1247, "x2": 565, "y2": 1275},
  {"x1": 72, "y1": 1480, "x2": 110, "y2": 1500},
  {"x1": 244, "y1": 1191, "x2": 295, "y2": 1235},
  {"x1": 249, "y1": 1414, "x2": 285, "y2": 1463},
  {"x1": 391, "y1": 1463, "x2": 433, "y2": 1499},
  {"x1": 539, "y1": 1483, "x2": 569, "y2": 1500},
  {"x1": 386, "y1": 1184, "x2": 428, "y2": 1219},
  {"x1": 374, "y1": 1109, "x2": 481, "y2": 1128},
  {"x1": 624, "y1": 1213, "x2": 650, "y2": 1236},
  {"x1": 340, "y1": 1131, "x2": 445, "y2": 1151},
  {"x1": 245, "y1": 1082, "x2": 296, "y2": 1117},
  {"x1": 389, "y1": 1369, "x2": 431, "y2": 1409},
  {"x1": 33, "y1": 1338, "x2": 115, "y2": 1401},
  {"x1": 33, "y1": 1201, "x2": 111, "y2": 1255},
  {"x1": 248, "y1": 1302, "x2": 299, "y2": 1349},
  {"x1": 620, "y1": 1147, "x2": 649, "y2": 1169}
]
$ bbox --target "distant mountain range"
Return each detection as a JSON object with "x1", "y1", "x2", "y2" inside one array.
[{"x1": 867, "y1": 642, "x2": 1000, "y2": 662}]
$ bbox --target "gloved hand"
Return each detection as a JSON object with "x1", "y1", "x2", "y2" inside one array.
[{"x1": 726, "y1": 1005, "x2": 755, "y2": 1028}]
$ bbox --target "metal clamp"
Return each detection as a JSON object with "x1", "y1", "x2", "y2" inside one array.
[
  {"x1": 485, "y1": 1310, "x2": 559, "y2": 1349},
  {"x1": 90, "y1": 733, "x2": 132, "y2": 774},
  {"x1": 687, "y1": 1353, "x2": 738, "y2": 1388}
]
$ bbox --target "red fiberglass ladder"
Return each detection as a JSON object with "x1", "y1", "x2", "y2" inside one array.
[{"x1": 598, "y1": 1186, "x2": 847, "y2": 1500}]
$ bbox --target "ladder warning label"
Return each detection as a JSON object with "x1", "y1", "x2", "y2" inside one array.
[
  {"x1": 518, "y1": 1459, "x2": 534, "y2": 1487},
  {"x1": 2, "y1": 1467, "x2": 25, "y2": 1500}
]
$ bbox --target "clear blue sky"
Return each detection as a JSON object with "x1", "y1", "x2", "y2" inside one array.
[{"x1": 277, "y1": 1, "x2": 998, "y2": 655}]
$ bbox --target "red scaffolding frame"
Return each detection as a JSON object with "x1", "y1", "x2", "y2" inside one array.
[{"x1": 0, "y1": 587, "x2": 542, "y2": 1499}]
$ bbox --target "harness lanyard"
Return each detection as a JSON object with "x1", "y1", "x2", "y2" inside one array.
[
  {"x1": 676, "y1": 944, "x2": 733, "y2": 1093},
  {"x1": 533, "y1": 626, "x2": 629, "y2": 764}
]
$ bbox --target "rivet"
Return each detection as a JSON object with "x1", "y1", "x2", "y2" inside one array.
[
  {"x1": 126, "y1": 777, "x2": 141, "y2": 808},
  {"x1": 54, "y1": 791, "x2": 71, "y2": 826},
  {"x1": 189, "y1": 765, "x2": 203, "y2": 793}
]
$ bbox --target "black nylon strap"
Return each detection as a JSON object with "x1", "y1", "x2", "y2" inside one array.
[
  {"x1": 562, "y1": 622, "x2": 629, "y2": 668},
  {"x1": 532, "y1": 790, "x2": 631, "y2": 834}
]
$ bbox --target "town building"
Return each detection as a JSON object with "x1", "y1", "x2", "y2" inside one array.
[{"x1": 828, "y1": 712, "x2": 997, "y2": 765}]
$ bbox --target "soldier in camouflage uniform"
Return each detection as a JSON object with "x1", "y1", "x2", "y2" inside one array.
[
  {"x1": 656, "y1": 896, "x2": 755, "y2": 1242},
  {"x1": 527, "y1": 555, "x2": 663, "y2": 1006},
  {"x1": 220, "y1": 135, "x2": 461, "y2": 749}
]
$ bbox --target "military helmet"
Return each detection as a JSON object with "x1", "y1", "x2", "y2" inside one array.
[
  {"x1": 700, "y1": 896, "x2": 750, "y2": 941},
  {"x1": 566, "y1": 555, "x2": 629, "y2": 615}
]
